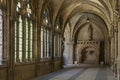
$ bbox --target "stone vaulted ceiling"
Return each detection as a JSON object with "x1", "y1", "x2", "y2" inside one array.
[{"x1": 43, "y1": 0, "x2": 114, "y2": 37}]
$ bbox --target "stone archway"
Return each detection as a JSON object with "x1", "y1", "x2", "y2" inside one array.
[{"x1": 81, "y1": 47, "x2": 98, "y2": 64}]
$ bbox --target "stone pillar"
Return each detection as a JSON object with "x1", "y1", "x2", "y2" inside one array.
[
  {"x1": 117, "y1": 20, "x2": 120, "y2": 80},
  {"x1": 67, "y1": 42, "x2": 74, "y2": 64},
  {"x1": 114, "y1": 27, "x2": 118, "y2": 77},
  {"x1": 104, "y1": 39, "x2": 110, "y2": 65},
  {"x1": 8, "y1": 0, "x2": 17, "y2": 80},
  {"x1": 114, "y1": 28, "x2": 118, "y2": 60},
  {"x1": 118, "y1": 21, "x2": 120, "y2": 62},
  {"x1": 111, "y1": 36, "x2": 115, "y2": 64}
]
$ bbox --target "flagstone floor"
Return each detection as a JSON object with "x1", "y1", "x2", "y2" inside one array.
[{"x1": 33, "y1": 65, "x2": 116, "y2": 80}]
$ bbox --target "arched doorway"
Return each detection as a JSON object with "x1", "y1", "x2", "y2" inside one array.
[{"x1": 81, "y1": 47, "x2": 99, "y2": 64}]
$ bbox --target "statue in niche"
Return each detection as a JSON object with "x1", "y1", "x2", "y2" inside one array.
[{"x1": 88, "y1": 24, "x2": 93, "y2": 40}]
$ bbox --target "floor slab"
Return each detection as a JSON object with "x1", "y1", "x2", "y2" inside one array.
[{"x1": 33, "y1": 66, "x2": 116, "y2": 80}]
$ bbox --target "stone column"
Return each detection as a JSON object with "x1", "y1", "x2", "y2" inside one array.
[
  {"x1": 68, "y1": 41, "x2": 74, "y2": 64},
  {"x1": 114, "y1": 27, "x2": 118, "y2": 77},
  {"x1": 118, "y1": 21, "x2": 120, "y2": 62},
  {"x1": 114, "y1": 27, "x2": 118, "y2": 60},
  {"x1": 117, "y1": 20, "x2": 120, "y2": 80},
  {"x1": 111, "y1": 35, "x2": 115, "y2": 64},
  {"x1": 8, "y1": 0, "x2": 17, "y2": 80}
]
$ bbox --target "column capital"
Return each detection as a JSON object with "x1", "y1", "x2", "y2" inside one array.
[{"x1": 67, "y1": 41, "x2": 74, "y2": 45}]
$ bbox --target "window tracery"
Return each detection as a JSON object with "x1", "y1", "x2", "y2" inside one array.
[
  {"x1": 40, "y1": 8, "x2": 52, "y2": 60},
  {"x1": 15, "y1": 0, "x2": 34, "y2": 63}
]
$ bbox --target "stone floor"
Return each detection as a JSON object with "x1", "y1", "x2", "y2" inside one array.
[{"x1": 33, "y1": 65, "x2": 116, "y2": 80}]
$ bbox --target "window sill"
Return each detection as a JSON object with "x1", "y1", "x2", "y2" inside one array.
[{"x1": 15, "y1": 62, "x2": 35, "y2": 66}]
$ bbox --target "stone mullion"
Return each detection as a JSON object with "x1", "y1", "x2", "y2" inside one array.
[
  {"x1": 60, "y1": 35, "x2": 61, "y2": 57},
  {"x1": 47, "y1": 30, "x2": 49, "y2": 58},
  {"x1": 48, "y1": 31, "x2": 50, "y2": 57},
  {"x1": 27, "y1": 20, "x2": 31, "y2": 61},
  {"x1": 54, "y1": 35, "x2": 56, "y2": 57},
  {"x1": 44, "y1": 28, "x2": 47, "y2": 58},
  {"x1": 56, "y1": 35, "x2": 58, "y2": 57},
  {"x1": 44, "y1": 29, "x2": 46, "y2": 58},
  {"x1": 43, "y1": 28, "x2": 45, "y2": 58},
  {"x1": 60, "y1": 35, "x2": 62, "y2": 57},
  {"x1": 45, "y1": 29, "x2": 47, "y2": 58},
  {"x1": 58, "y1": 34, "x2": 60, "y2": 57},
  {"x1": 55, "y1": 35, "x2": 57, "y2": 57},
  {"x1": 56, "y1": 34, "x2": 58, "y2": 57},
  {"x1": 58, "y1": 35, "x2": 60, "y2": 57},
  {"x1": 16, "y1": 18, "x2": 19, "y2": 62},
  {"x1": 58, "y1": 34, "x2": 59, "y2": 57},
  {"x1": 2, "y1": 11, "x2": 7, "y2": 62},
  {"x1": 57, "y1": 34, "x2": 59, "y2": 57},
  {"x1": 32, "y1": 21, "x2": 35, "y2": 61},
  {"x1": 59, "y1": 35, "x2": 61, "y2": 57},
  {"x1": 22, "y1": 17, "x2": 26, "y2": 62}
]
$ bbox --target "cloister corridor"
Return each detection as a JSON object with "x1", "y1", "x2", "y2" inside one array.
[
  {"x1": 33, "y1": 65, "x2": 115, "y2": 80},
  {"x1": 1, "y1": 0, "x2": 120, "y2": 80}
]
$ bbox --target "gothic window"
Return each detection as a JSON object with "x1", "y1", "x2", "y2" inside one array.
[
  {"x1": 15, "y1": 0, "x2": 34, "y2": 63},
  {"x1": 0, "y1": 9, "x2": 3, "y2": 64},
  {"x1": 41, "y1": 9, "x2": 51, "y2": 60}
]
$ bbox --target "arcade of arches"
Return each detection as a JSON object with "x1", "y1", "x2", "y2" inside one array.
[{"x1": 0, "y1": 0, "x2": 120, "y2": 80}]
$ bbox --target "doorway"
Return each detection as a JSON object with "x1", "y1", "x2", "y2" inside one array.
[{"x1": 80, "y1": 47, "x2": 99, "y2": 64}]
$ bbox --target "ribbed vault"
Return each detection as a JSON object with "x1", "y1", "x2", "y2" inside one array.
[{"x1": 42, "y1": 0, "x2": 113, "y2": 32}]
